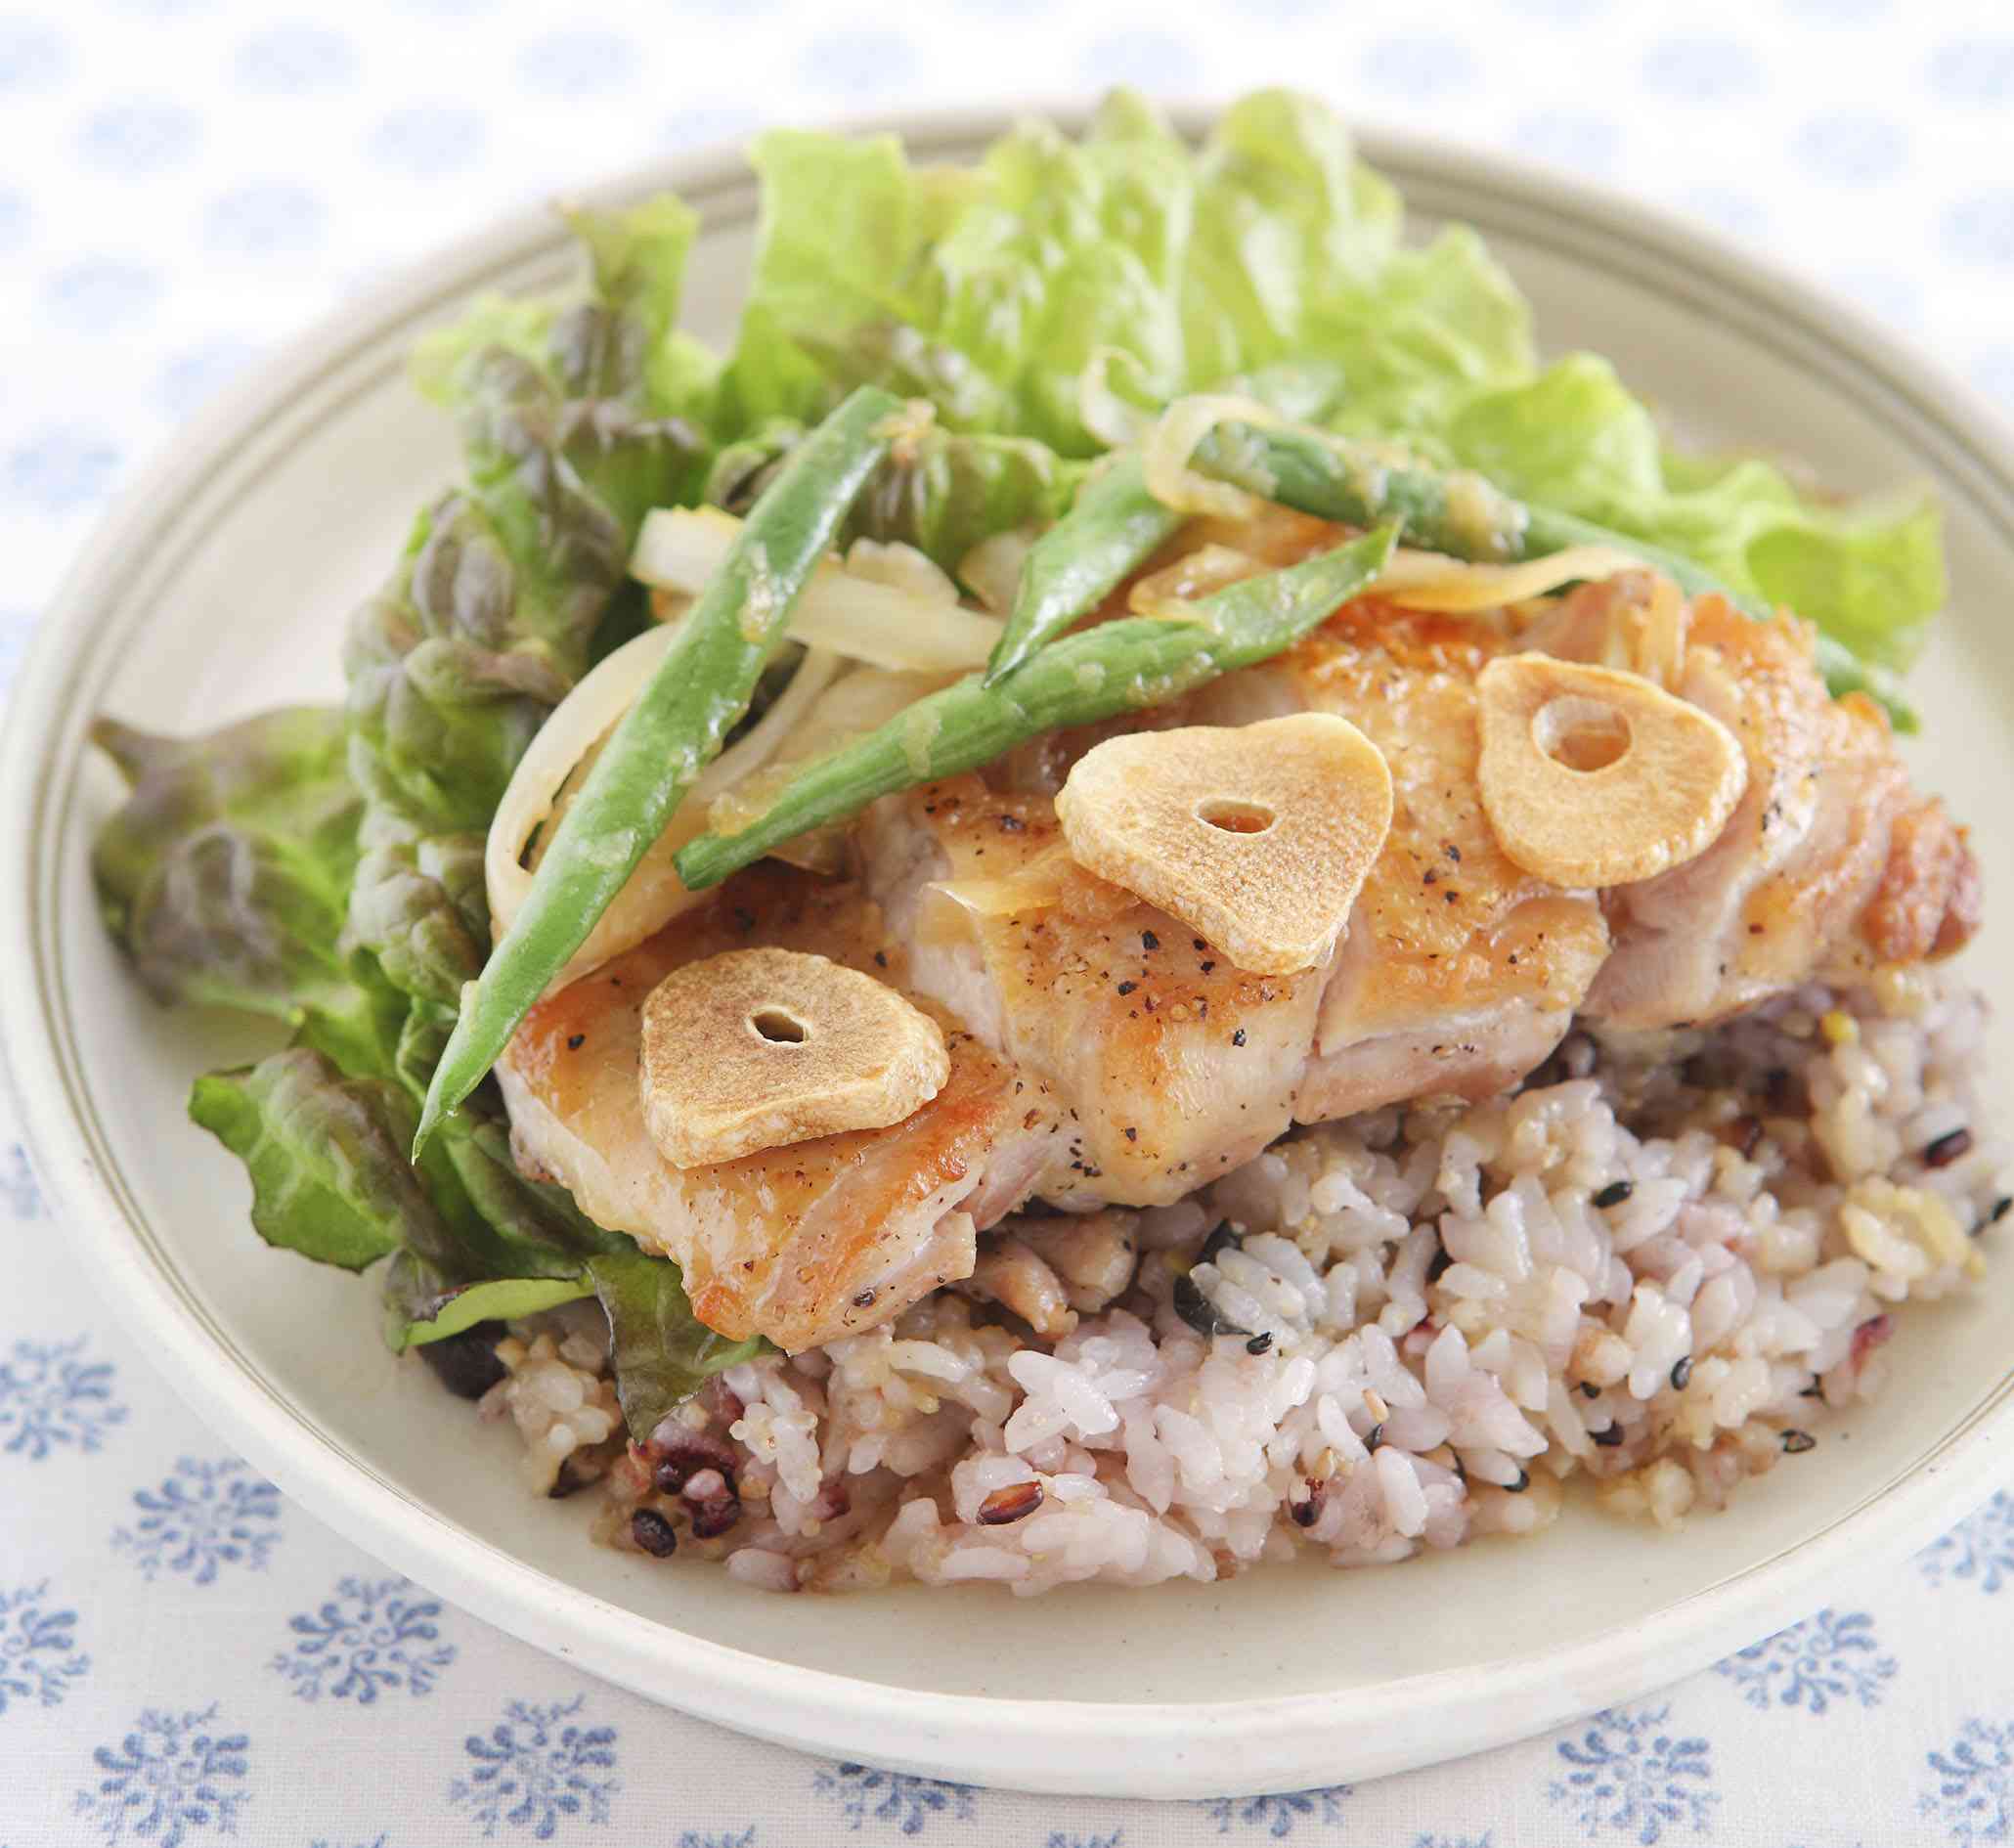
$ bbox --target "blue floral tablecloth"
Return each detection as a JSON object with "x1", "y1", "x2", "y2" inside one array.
[{"x1": 4, "y1": 2, "x2": 2012, "y2": 1842}]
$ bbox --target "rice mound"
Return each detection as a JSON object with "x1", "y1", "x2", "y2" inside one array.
[{"x1": 476, "y1": 966, "x2": 2006, "y2": 1595}]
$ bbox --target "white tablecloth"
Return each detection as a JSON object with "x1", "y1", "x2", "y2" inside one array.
[{"x1": 4, "y1": 2, "x2": 2012, "y2": 1841}]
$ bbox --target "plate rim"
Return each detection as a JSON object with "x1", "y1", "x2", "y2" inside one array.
[{"x1": 5, "y1": 99, "x2": 2012, "y2": 1798}]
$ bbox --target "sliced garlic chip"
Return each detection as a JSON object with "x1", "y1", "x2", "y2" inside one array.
[
  {"x1": 1054, "y1": 714, "x2": 1394, "y2": 977},
  {"x1": 639, "y1": 948, "x2": 950, "y2": 1168},
  {"x1": 1476, "y1": 653, "x2": 1748, "y2": 889}
]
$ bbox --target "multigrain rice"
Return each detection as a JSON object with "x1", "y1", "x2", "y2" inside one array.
[{"x1": 486, "y1": 968, "x2": 2006, "y2": 1593}]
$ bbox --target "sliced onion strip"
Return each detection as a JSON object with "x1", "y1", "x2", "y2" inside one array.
[
  {"x1": 485, "y1": 627, "x2": 842, "y2": 989},
  {"x1": 1370, "y1": 544, "x2": 1647, "y2": 614},
  {"x1": 632, "y1": 506, "x2": 1002, "y2": 674},
  {"x1": 1141, "y1": 394, "x2": 1285, "y2": 521}
]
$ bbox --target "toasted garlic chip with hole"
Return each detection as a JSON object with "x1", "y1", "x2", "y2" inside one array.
[
  {"x1": 1476, "y1": 653, "x2": 1747, "y2": 888},
  {"x1": 639, "y1": 947, "x2": 949, "y2": 1168},
  {"x1": 1055, "y1": 714, "x2": 1394, "y2": 976}
]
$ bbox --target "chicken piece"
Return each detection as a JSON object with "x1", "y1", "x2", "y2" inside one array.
[
  {"x1": 1527, "y1": 587, "x2": 1982, "y2": 1027},
  {"x1": 1189, "y1": 602, "x2": 1614, "y2": 1117},
  {"x1": 1012, "y1": 1210, "x2": 1140, "y2": 1313},
  {"x1": 861, "y1": 779, "x2": 1328, "y2": 1208},
  {"x1": 953, "y1": 1236, "x2": 1076, "y2": 1339},
  {"x1": 497, "y1": 864, "x2": 1064, "y2": 1351}
]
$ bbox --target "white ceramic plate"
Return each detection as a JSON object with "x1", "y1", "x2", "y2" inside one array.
[{"x1": 5, "y1": 105, "x2": 2011, "y2": 1800}]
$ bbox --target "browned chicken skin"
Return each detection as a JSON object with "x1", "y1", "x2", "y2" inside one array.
[{"x1": 501, "y1": 579, "x2": 1979, "y2": 1349}]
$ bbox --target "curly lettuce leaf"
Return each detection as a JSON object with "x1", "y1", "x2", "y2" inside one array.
[
  {"x1": 588, "y1": 1249, "x2": 766, "y2": 1442},
  {"x1": 190, "y1": 1049, "x2": 432, "y2": 1271},
  {"x1": 345, "y1": 201, "x2": 712, "y2": 1071},
  {"x1": 91, "y1": 708, "x2": 405, "y2": 1078},
  {"x1": 705, "y1": 417, "x2": 1084, "y2": 572},
  {"x1": 1445, "y1": 355, "x2": 1945, "y2": 669},
  {"x1": 717, "y1": 85, "x2": 1938, "y2": 675}
]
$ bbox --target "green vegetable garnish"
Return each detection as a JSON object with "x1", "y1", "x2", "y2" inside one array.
[
  {"x1": 982, "y1": 453, "x2": 1184, "y2": 685},
  {"x1": 673, "y1": 525, "x2": 1397, "y2": 892},
  {"x1": 416, "y1": 384, "x2": 907, "y2": 1151},
  {"x1": 1186, "y1": 418, "x2": 1919, "y2": 729}
]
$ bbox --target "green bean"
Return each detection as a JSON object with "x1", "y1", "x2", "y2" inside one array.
[
  {"x1": 1189, "y1": 420, "x2": 1916, "y2": 730},
  {"x1": 674, "y1": 525, "x2": 1397, "y2": 892},
  {"x1": 415, "y1": 384, "x2": 905, "y2": 1153},
  {"x1": 982, "y1": 453, "x2": 1185, "y2": 686}
]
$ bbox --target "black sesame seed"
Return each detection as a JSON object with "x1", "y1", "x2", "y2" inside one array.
[
  {"x1": 1799, "y1": 1379, "x2": 1825, "y2": 1399},
  {"x1": 1578, "y1": 1381, "x2": 1600, "y2": 1400},
  {"x1": 631, "y1": 1508, "x2": 679, "y2": 1558},
  {"x1": 997, "y1": 813, "x2": 1026, "y2": 832},
  {"x1": 1593, "y1": 1180, "x2": 1635, "y2": 1210},
  {"x1": 1141, "y1": 930, "x2": 1160, "y2": 951},
  {"x1": 1231, "y1": 1029, "x2": 1248, "y2": 1047},
  {"x1": 1364, "y1": 1423, "x2": 1384, "y2": 1453},
  {"x1": 874, "y1": 950, "x2": 889, "y2": 969},
  {"x1": 1670, "y1": 1356, "x2": 1693, "y2": 1391},
  {"x1": 1445, "y1": 844, "x2": 1461, "y2": 862},
  {"x1": 1989, "y1": 1197, "x2": 2012, "y2": 1228},
  {"x1": 1923, "y1": 1126, "x2": 1975, "y2": 1168},
  {"x1": 1116, "y1": 981, "x2": 1137, "y2": 995},
  {"x1": 1781, "y1": 1430, "x2": 1817, "y2": 1454},
  {"x1": 1592, "y1": 1423, "x2": 1625, "y2": 1447},
  {"x1": 566, "y1": 1034, "x2": 586, "y2": 1051},
  {"x1": 1505, "y1": 1468, "x2": 1531, "y2": 1493},
  {"x1": 1124, "y1": 1126, "x2": 1138, "y2": 1142},
  {"x1": 1246, "y1": 1332, "x2": 1274, "y2": 1355},
  {"x1": 1425, "y1": 1243, "x2": 1453, "y2": 1285},
  {"x1": 1290, "y1": 1484, "x2": 1324, "y2": 1528}
]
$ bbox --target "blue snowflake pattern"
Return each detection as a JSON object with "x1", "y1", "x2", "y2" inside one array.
[
  {"x1": 1712, "y1": 1607, "x2": 1897, "y2": 1713},
  {"x1": 0, "y1": 20, "x2": 69, "y2": 90},
  {"x1": 77, "y1": 101, "x2": 199, "y2": 172},
  {"x1": 1079, "y1": 29, "x2": 1199, "y2": 89},
  {"x1": 1947, "y1": 195, "x2": 2014, "y2": 268},
  {"x1": 449, "y1": 1696, "x2": 619, "y2": 1838},
  {"x1": 44, "y1": 260, "x2": 161, "y2": 332},
  {"x1": 3, "y1": 426, "x2": 121, "y2": 513},
  {"x1": 368, "y1": 107, "x2": 485, "y2": 175},
  {"x1": 1641, "y1": 34, "x2": 1763, "y2": 102},
  {"x1": 515, "y1": 29, "x2": 636, "y2": 95},
  {"x1": 677, "y1": 1833, "x2": 755, "y2": 1848},
  {"x1": 1199, "y1": 1787, "x2": 1350, "y2": 1837},
  {"x1": 1046, "y1": 1835, "x2": 1121, "y2": 1848},
  {"x1": 0, "y1": 1580, "x2": 88, "y2": 1714},
  {"x1": 308, "y1": 1840, "x2": 388, "y2": 1848},
  {"x1": 798, "y1": 29, "x2": 920, "y2": 99},
  {"x1": 205, "y1": 185, "x2": 326, "y2": 258},
  {"x1": 1792, "y1": 111, "x2": 1905, "y2": 187},
  {"x1": 1358, "y1": 33, "x2": 1479, "y2": 99},
  {"x1": 271, "y1": 1574, "x2": 456, "y2": 1703},
  {"x1": 1928, "y1": 35, "x2": 2014, "y2": 104},
  {"x1": 1923, "y1": 1718, "x2": 2014, "y2": 1843},
  {"x1": 112, "y1": 1456, "x2": 283, "y2": 1584},
  {"x1": 1921, "y1": 1492, "x2": 2014, "y2": 1594},
  {"x1": 811, "y1": 1764, "x2": 978, "y2": 1835},
  {"x1": 0, "y1": 1336, "x2": 126, "y2": 1458},
  {"x1": 2, "y1": 1141, "x2": 42, "y2": 1217},
  {"x1": 73, "y1": 1705, "x2": 250, "y2": 1848},
  {"x1": 234, "y1": 24, "x2": 359, "y2": 92},
  {"x1": 1549, "y1": 1706, "x2": 1718, "y2": 1843}
]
